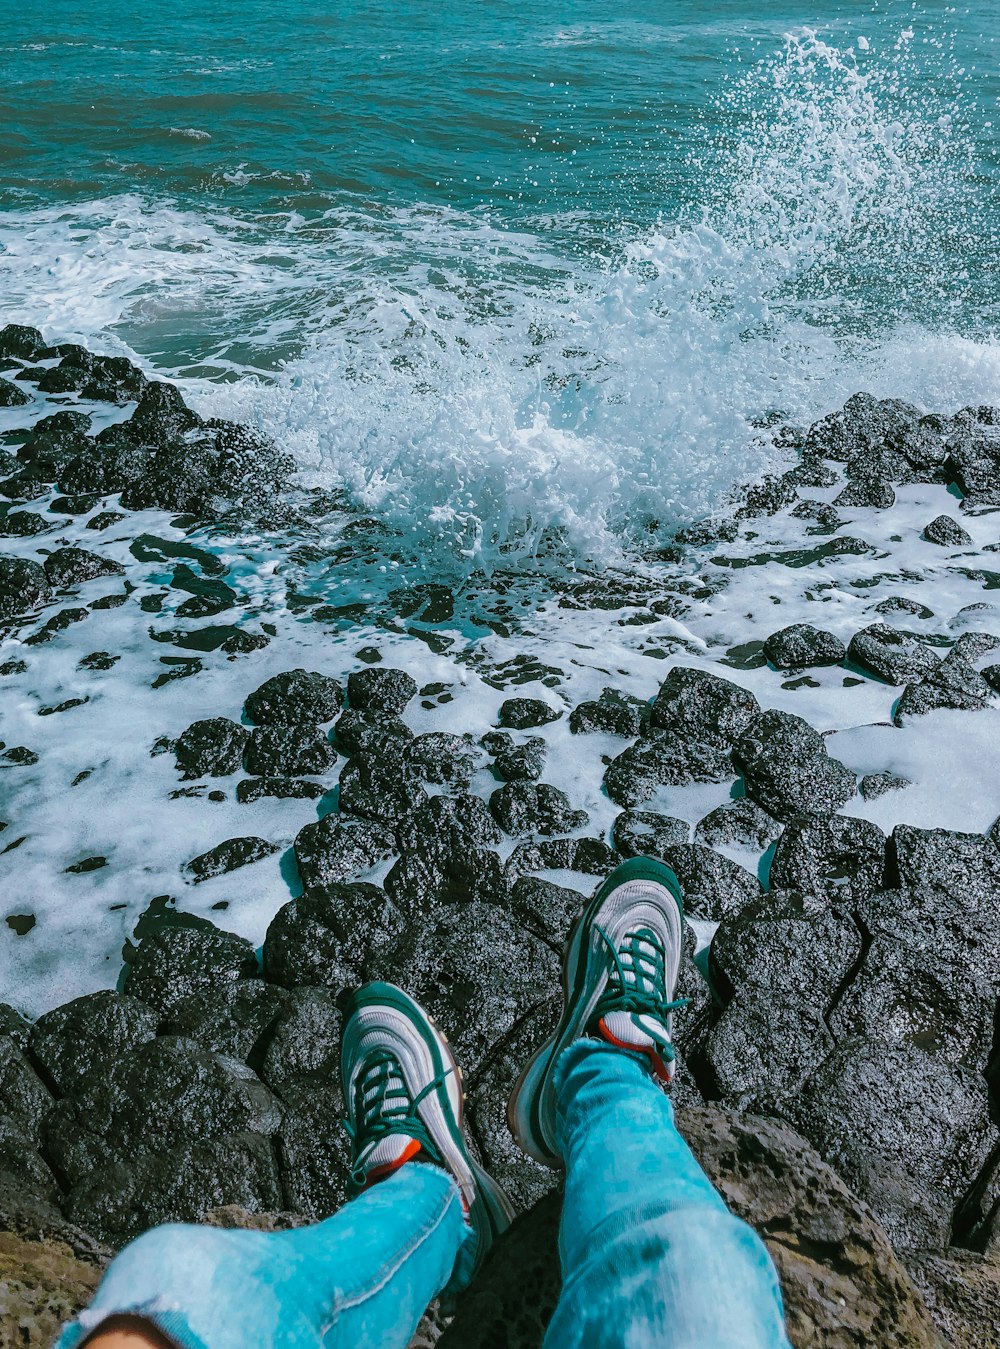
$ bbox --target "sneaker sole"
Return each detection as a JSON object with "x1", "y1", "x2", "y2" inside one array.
[
  {"x1": 507, "y1": 857, "x2": 684, "y2": 1168},
  {"x1": 342, "y1": 982, "x2": 515, "y2": 1264}
]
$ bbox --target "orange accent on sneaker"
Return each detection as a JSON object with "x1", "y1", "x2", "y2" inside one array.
[
  {"x1": 596, "y1": 1016, "x2": 673, "y2": 1087},
  {"x1": 360, "y1": 1137, "x2": 423, "y2": 1190}
]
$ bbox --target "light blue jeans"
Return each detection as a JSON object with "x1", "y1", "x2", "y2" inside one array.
[{"x1": 58, "y1": 1041, "x2": 791, "y2": 1349}]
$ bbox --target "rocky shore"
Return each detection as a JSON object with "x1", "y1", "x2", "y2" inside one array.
[{"x1": 2, "y1": 323, "x2": 1000, "y2": 1345}]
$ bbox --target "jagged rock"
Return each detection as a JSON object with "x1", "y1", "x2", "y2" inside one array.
[
  {"x1": 174, "y1": 717, "x2": 249, "y2": 779},
  {"x1": 612, "y1": 809, "x2": 690, "y2": 857},
  {"x1": 894, "y1": 651, "x2": 992, "y2": 722},
  {"x1": 858, "y1": 885, "x2": 1000, "y2": 995},
  {"x1": 398, "y1": 793, "x2": 502, "y2": 864},
  {"x1": 0, "y1": 1039, "x2": 52, "y2": 1143},
  {"x1": 0, "y1": 1224, "x2": 106, "y2": 1349},
  {"x1": 710, "y1": 889, "x2": 863, "y2": 1005},
  {"x1": 763, "y1": 623, "x2": 846, "y2": 669},
  {"x1": 389, "y1": 795, "x2": 506, "y2": 909},
  {"x1": 507, "y1": 838, "x2": 619, "y2": 877},
  {"x1": 922, "y1": 514, "x2": 973, "y2": 546},
  {"x1": 790, "y1": 1038, "x2": 997, "y2": 1251},
  {"x1": 243, "y1": 724, "x2": 338, "y2": 778},
  {"x1": 124, "y1": 926, "x2": 258, "y2": 1016},
  {"x1": 0, "y1": 510, "x2": 52, "y2": 538},
  {"x1": 694, "y1": 799, "x2": 782, "y2": 851},
  {"x1": 346, "y1": 667, "x2": 417, "y2": 716},
  {"x1": 466, "y1": 1000, "x2": 563, "y2": 1213},
  {"x1": 568, "y1": 688, "x2": 645, "y2": 737},
  {"x1": 705, "y1": 984, "x2": 834, "y2": 1113},
  {"x1": 0, "y1": 558, "x2": 50, "y2": 620},
  {"x1": 874, "y1": 595, "x2": 934, "y2": 620},
  {"x1": 652, "y1": 843, "x2": 760, "y2": 920},
  {"x1": 509, "y1": 876, "x2": 590, "y2": 950},
  {"x1": 604, "y1": 732, "x2": 734, "y2": 807},
  {"x1": 184, "y1": 836, "x2": 279, "y2": 882},
  {"x1": 834, "y1": 477, "x2": 896, "y2": 509},
  {"x1": 790, "y1": 499, "x2": 843, "y2": 530},
  {"x1": 29, "y1": 992, "x2": 158, "y2": 1096},
  {"x1": 383, "y1": 902, "x2": 560, "y2": 1072},
  {"x1": 489, "y1": 782, "x2": 588, "y2": 838},
  {"x1": 405, "y1": 732, "x2": 482, "y2": 785},
  {"x1": 805, "y1": 393, "x2": 943, "y2": 472},
  {"x1": 18, "y1": 412, "x2": 92, "y2": 478},
  {"x1": 906, "y1": 1249, "x2": 1000, "y2": 1349},
  {"x1": 733, "y1": 710, "x2": 856, "y2": 820},
  {"x1": 0, "y1": 376, "x2": 31, "y2": 407},
  {"x1": 41, "y1": 548, "x2": 124, "y2": 588},
  {"x1": 887, "y1": 823, "x2": 1000, "y2": 906},
  {"x1": 829, "y1": 938, "x2": 995, "y2": 1070},
  {"x1": 497, "y1": 697, "x2": 560, "y2": 730},
  {"x1": 275, "y1": 1084, "x2": 351, "y2": 1220},
  {"x1": 0, "y1": 1117, "x2": 60, "y2": 1204},
  {"x1": 293, "y1": 817, "x2": 396, "y2": 890},
  {"x1": 952, "y1": 630, "x2": 1000, "y2": 662},
  {"x1": 259, "y1": 988, "x2": 341, "y2": 1096},
  {"x1": 769, "y1": 813, "x2": 886, "y2": 903},
  {"x1": 847, "y1": 623, "x2": 940, "y2": 684},
  {"x1": 263, "y1": 883, "x2": 402, "y2": 990},
  {"x1": 243, "y1": 669, "x2": 343, "y2": 725},
  {"x1": 333, "y1": 709, "x2": 413, "y2": 756},
  {"x1": 650, "y1": 666, "x2": 760, "y2": 744},
  {"x1": 442, "y1": 1104, "x2": 943, "y2": 1349},
  {"x1": 67, "y1": 1130, "x2": 284, "y2": 1248},
  {"x1": 0, "y1": 1004, "x2": 31, "y2": 1048},
  {"x1": 785, "y1": 456, "x2": 839, "y2": 487},
  {"x1": 0, "y1": 324, "x2": 45, "y2": 361},
  {"x1": 164, "y1": 981, "x2": 290, "y2": 1064},
  {"x1": 738, "y1": 473, "x2": 798, "y2": 517},
  {"x1": 236, "y1": 777, "x2": 326, "y2": 803},
  {"x1": 486, "y1": 733, "x2": 546, "y2": 782},
  {"x1": 859, "y1": 771, "x2": 911, "y2": 799},
  {"x1": 338, "y1": 752, "x2": 425, "y2": 824}
]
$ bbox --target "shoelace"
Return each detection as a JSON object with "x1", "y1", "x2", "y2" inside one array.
[
  {"x1": 592, "y1": 923, "x2": 688, "y2": 1061},
  {"x1": 343, "y1": 1048, "x2": 452, "y2": 1187}
]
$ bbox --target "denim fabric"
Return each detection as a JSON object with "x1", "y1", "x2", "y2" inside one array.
[
  {"x1": 55, "y1": 1163, "x2": 467, "y2": 1349},
  {"x1": 543, "y1": 1040, "x2": 793, "y2": 1349}
]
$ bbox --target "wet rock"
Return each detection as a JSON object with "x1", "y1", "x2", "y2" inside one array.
[
  {"x1": 77, "y1": 353, "x2": 147, "y2": 405},
  {"x1": 0, "y1": 375, "x2": 31, "y2": 407},
  {"x1": 466, "y1": 1000, "x2": 563, "y2": 1213},
  {"x1": 733, "y1": 710, "x2": 857, "y2": 820},
  {"x1": 382, "y1": 901, "x2": 560, "y2": 1072},
  {"x1": 164, "y1": 980, "x2": 290, "y2": 1065},
  {"x1": 0, "y1": 1039, "x2": 52, "y2": 1143},
  {"x1": 612, "y1": 809, "x2": 690, "y2": 858},
  {"x1": 0, "y1": 324, "x2": 45, "y2": 361},
  {"x1": 333, "y1": 709, "x2": 413, "y2": 756},
  {"x1": 293, "y1": 816, "x2": 396, "y2": 890},
  {"x1": 0, "y1": 510, "x2": 52, "y2": 537},
  {"x1": 42, "y1": 547, "x2": 124, "y2": 589},
  {"x1": 762, "y1": 623, "x2": 846, "y2": 669},
  {"x1": 829, "y1": 938, "x2": 995, "y2": 1070},
  {"x1": 243, "y1": 669, "x2": 344, "y2": 726},
  {"x1": 497, "y1": 697, "x2": 561, "y2": 730},
  {"x1": 506, "y1": 837, "x2": 619, "y2": 877},
  {"x1": 769, "y1": 813, "x2": 886, "y2": 904},
  {"x1": 710, "y1": 889, "x2": 863, "y2": 1006},
  {"x1": 24, "y1": 606, "x2": 89, "y2": 645},
  {"x1": 874, "y1": 595, "x2": 934, "y2": 620},
  {"x1": 346, "y1": 667, "x2": 417, "y2": 717},
  {"x1": 847, "y1": 623, "x2": 940, "y2": 684},
  {"x1": 894, "y1": 650, "x2": 992, "y2": 722},
  {"x1": 887, "y1": 823, "x2": 1000, "y2": 906},
  {"x1": 236, "y1": 777, "x2": 327, "y2": 803},
  {"x1": 923, "y1": 513, "x2": 973, "y2": 547},
  {"x1": 650, "y1": 666, "x2": 760, "y2": 745},
  {"x1": 859, "y1": 884, "x2": 1000, "y2": 997},
  {"x1": 0, "y1": 1004, "x2": 31, "y2": 1048},
  {"x1": 124, "y1": 925, "x2": 259, "y2": 1016},
  {"x1": 29, "y1": 992, "x2": 158, "y2": 1096},
  {"x1": 789, "y1": 1038, "x2": 997, "y2": 1251},
  {"x1": 604, "y1": 732, "x2": 734, "y2": 807},
  {"x1": 952, "y1": 630, "x2": 1000, "y2": 662},
  {"x1": 0, "y1": 1116, "x2": 61, "y2": 1204},
  {"x1": 405, "y1": 731, "x2": 482, "y2": 785},
  {"x1": 489, "y1": 782, "x2": 588, "y2": 838},
  {"x1": 243, "y1": 724, "x2": 338, "y2": 778},
  {"x1": 705, "y1": 984, "x2": 834, "y2": 1113},
  {"x1": 568, "y1": 688, "x2": 646, "y2": 737},
  {"x1": 338, "y1": 751, "x2": 425, "y2": 824},
  {"x1": 184, "y1": 836, "x2": 279, "y2": 883},
  {"x1": 485, "y1": 732, "x2": 546, "y2": 782},
  {"x1": 397, "y1": 793, "x2": 501, "y2": 865},
  {"x1": 259, "y1": 988, "x2": 341, "y2": 1097},
  {"x1": 738, "y1": 473, "x2": 798, "y2": 517},
  {"x1": 790, "y1": 499, "x2": 843, "y2": 531},
  {"x1": 509, "y1": 876, "x2": 590, "y2": 951},
  {"x1": 263, "y1": 883, "x2": 400, "y2": 990},
  {"x1": 276, "y1": 1084, "x2": 351, "y2": 1220},
  {"x1": 67, "y1": 1130, "x2": 284, "y2": 1248},
  {"x1": 0, "y1": 558, "x2": 50, "y2": 620},
  {"x1": 785, "y1": 455, "x2": 840, "y2": 487},
  {"x1": 834, "y1": 477, "x2": 896, "y2": 509},
  {"x1": 18, "y1": 411, "x2": 92, "y2": 478},
  {"x1": 694, "y1": 799, "x2": 782, "y2": 851},
  {"x1": 653, "y1": 842, "x2": 761, "y2": 920},
  {"x1": 805, "y1": 393, "x2": 942, "y2": 472},
  {"x1": 859, "y1": 771, "x2": 911, "y2": 799},
  {"x1": 174, "y1": 717, "x2": 249, "y2": 779}
]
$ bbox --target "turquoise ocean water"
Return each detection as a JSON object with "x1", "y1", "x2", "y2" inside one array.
[{"x1": 1, "y1": 1, "x2": 998, "y2": 563}]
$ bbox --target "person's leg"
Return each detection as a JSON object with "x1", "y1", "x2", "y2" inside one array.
[
  {"x1": 59, "y1": 982, "x2": 512, "y2": 1349},
  {"x1": 508, "y1": 856, "x2": 791, "y2": 1349},
  {"x1": 542, "y1": 1040, "x2": 790, "y2": 1349}
]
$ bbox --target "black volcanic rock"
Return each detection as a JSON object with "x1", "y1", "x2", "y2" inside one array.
[
  {"x1": 175, "y1": 718, "x2": 249, "y2": 779},
  {"x1": 763, "y1": 623, "x2": 846, "y2": 670},
  {"x1": 244, "y1": 670, "x2": 343, "y2": 726}
]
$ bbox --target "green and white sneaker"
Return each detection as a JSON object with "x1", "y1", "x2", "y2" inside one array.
[
  {"x1": 507, "y1": 856, "x2": 686, "y2": 1169},
  {"x1": 341, "y1": 981, "x2": 514, "y2": 1269}
]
